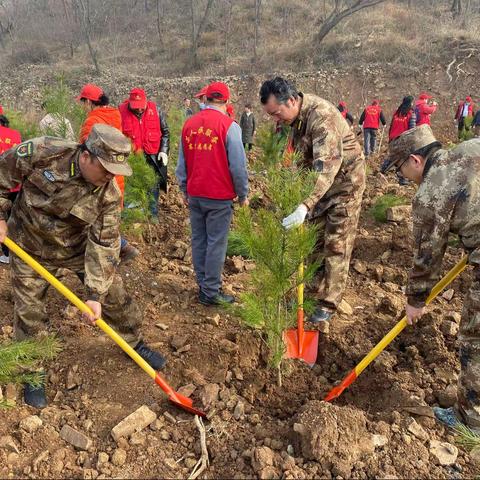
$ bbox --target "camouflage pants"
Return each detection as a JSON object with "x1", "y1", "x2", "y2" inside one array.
[
  {"x1": 309, "y1": 195, "x2": 363, "y2": 311},
  {"x1": 10, "y1": 253, "x2": 141, "y2": 346},
  {"x1": 458, "y1": 260, "x2": 480, "y2": 428}
]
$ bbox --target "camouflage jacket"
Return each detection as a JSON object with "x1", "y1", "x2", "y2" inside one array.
[
  {"x1": 0, "y1": 137, "x2": 122, "y2": 300},
  {"x1": 290, "y1": 93, "x2": 365, "y2": 211},
  {"x1": 407, "y1": 139, "x2": 480, "y2": 307}
]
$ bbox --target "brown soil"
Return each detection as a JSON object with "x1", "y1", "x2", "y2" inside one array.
[{"x1": 0, "y1": 156, "x2": 476, "y2": 479}]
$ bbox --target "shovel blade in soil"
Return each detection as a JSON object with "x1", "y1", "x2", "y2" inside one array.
[{"x1": 283, "y1": 329, "x2": 319, "y2": 366}]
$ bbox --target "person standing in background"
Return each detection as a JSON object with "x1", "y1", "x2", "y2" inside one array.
[{"x1": 239, "y1": 104, "x2": 256, "y2": 151}]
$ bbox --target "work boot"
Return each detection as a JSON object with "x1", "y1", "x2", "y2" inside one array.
[
  {"x1": 133, "y1": 341, "x2": 167, "y2": 371},
  {"x1": 120, "y1": 244, "x2": 139, "y2": 264},
  {"x1": 309, "y1": 307, "x2": 333, "y2": 334},
  {"x1": 24, "y1": 381, "x2": 47, "y2": 409},
  {"x1": 433, "y1": 406, "x2": 461, "y2": 429},
  {"x1": 199, "y1": 290, "x2": 235, "y2": 306},
  {"x1": 0, "y1": 254, "x2": 9, "y2": 264}
]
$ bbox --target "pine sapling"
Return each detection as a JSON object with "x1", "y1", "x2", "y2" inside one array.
[{"x1": 233, "y1": 156, "x2": 318, "y2": 384}]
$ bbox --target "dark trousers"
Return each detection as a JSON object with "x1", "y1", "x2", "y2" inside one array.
[
  {"x1": 244, "y1": 143, "x2": 253, "y2": 151},
  {"x1": 145, "y1": 153, "x2": 168, "y2": 218},
  {"x1": 363, "y1": 128, "x2": 377, "y2": 156},
  {"x1": 188, "y1": 196, "x2": 233, "y2": 298}
]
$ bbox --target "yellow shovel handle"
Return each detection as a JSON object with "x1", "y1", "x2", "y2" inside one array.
[
  {"x1": 355, "y1": 255, "x2": 468, "y2": 376},
  {"x1": 4, "y1": 237, "x2": 156, "y2": 380}
]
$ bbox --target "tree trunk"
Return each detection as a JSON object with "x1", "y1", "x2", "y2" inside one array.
[
  {"x1": 316, "y1": 0, "x2": 386, "y2": 45},
  {"x1": 74, "y1": 0, "x2": 101, "y2": 75},
  {"x1": 156, "y1": 0, "x2": 163, "y2": 46},
  {"x1": 253, "y1": 0, "x2": 262, "y2": 64},
  {"x1": 223, "y1": 0, "x2": 233, "y2": 75},
  {"x1": 190, "y1": 0, "x2": 214, "y2": 69}
]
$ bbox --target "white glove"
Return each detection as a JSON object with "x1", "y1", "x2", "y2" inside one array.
[
  {"x1": 158, "y1": 152, "x2": 168, "y2": 166},
  {"x1": 282, "y1": 204, "x2": 308, "y2": 230}
]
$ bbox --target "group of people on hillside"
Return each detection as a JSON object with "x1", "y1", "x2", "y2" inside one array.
[
  {"x1": 339, "y1": 93, "x2": 480, "y2": 159},
  {"x1": 0, "y1": 76, "x2": 479, "y2": 441}
]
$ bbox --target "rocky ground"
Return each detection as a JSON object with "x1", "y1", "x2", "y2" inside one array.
[{"x1": 0, "y1": 151, "x2": 477, "y2": 479}]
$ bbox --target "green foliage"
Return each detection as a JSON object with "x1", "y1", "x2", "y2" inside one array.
[
  {"x1": 253, "y1": 123, "x2": 288, "y2": 171},
  {"x1": 227, "y1": 230, "x2": 251, "y2": 258},
  {"x1": 369, "y1": 194, "x2": 409, "y2": 223},
  {"x1": 167, "y1": 107, "x2": 186, "y2": 172},
  {"x1": 5, "y1": 109, "x2": 41, "y2": 141},
  {"x1": 232, "y1": 161, "x2": 318, "y2": 376},
  {"x1": 41, "y1": 76, "x2": 86, "y2": 139},
  {"x1": 122, "y1": 152, "x2": 157, "y2": 226},
  {"x1": 454, "y1": 423, "x2": 480, "y2": 451},
  {"x1": 458, "y1": 116, "x2": 475, "y2": 142},
  {"x1": 0, "y1": 336, "x2": 61, "y2": 394}
]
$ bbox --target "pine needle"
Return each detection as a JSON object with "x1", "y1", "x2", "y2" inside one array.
[
  {"x1": 0, "y1": 336, "x2": 61, "y2": 385},
  {"x1": 454, "y1": 423, "x2": 480, "y2": 451},
  {"x1": 0, "y1": 399, "x2": 15, "y2": 409}
]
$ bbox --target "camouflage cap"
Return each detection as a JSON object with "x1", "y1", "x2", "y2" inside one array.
[
  {"x1": 85, "y1": 124, "x2": 132, "y2": 176},
  {"x1": 382, "y1": 124, "x2": 437, "y2": 173}
]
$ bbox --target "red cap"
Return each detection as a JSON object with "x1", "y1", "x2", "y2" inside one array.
[
  {"x1": 338, "y1": 101, "x2": 346, "y2": 107},
  {"x1": 226, "y1": 104, "x2": 235, "y2": 118},
  {"x1": 206, "y1": 82, "x2": 230, "y2": 102},
  {"x1": 128, "y1": 88, "x2": 147, "y2": 110},
  {"x1": 194, "y1": 86, "x2": 208, "y2": 99},
  {"x1": 0, "y1": 105, "x2": 3, "y2": 115},
  {"x1": 419, "y1": 93, "x2": 432, "y2": 100},
  {"x1": 76, "y1": 84, "x2": 103, "y2": 102},
  {"x1": 466, "y1": 96, "x2": 472, "y2": 102}
]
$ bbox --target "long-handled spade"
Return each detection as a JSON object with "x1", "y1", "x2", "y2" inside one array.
[
  {"x1": 4, "y1": 237, "x2": 206, "y2": 417},
  {"x1": 324, "y1": 255, "x2": 468, "y2": 402},
  {"x1": 283, "y1": 259, "x2": 319, "y2": 366}
]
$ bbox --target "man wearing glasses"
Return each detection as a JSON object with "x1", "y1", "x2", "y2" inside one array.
[
  {"x1": 382, "y1": 124, "x2": 480, "y2": 433},
  {"x1": 259, "y1": 77, "x2": 365, "y2": 327}
]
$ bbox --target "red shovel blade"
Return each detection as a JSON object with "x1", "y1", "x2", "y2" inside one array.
[
  {"x1": 323, "y1": 369, "x2": 357, "y2": 402},
  {"x1": 283, "y1": 329, "x2": 319, "y2": 366},
  {"x1": 155, "y1": 373, "x2": 206, "y2": 417}
]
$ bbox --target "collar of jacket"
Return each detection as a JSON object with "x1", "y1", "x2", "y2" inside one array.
[
  {"x1": 291, "y1": 92, "x2": 311, "y2": 132},
  {"x1": 422, "y1": 146, "x2": 442, "y2": 180}
]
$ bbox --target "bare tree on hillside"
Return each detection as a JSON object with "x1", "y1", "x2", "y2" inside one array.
[
  {"x1": 190, "y1": 0, "x2": 215, "y2": 69},
  {"x1": 451, "y1": 0, "x2": 462, "y2": 15},
  {"x1": 253, "y1": 0, "x2": 262, "y2": 64},
  {"x1": 73, "y1": 0, "x2": 101, "y2": 75},
  {"x1": 316, "y1": 0, "x2": 387, "y2": 44}
]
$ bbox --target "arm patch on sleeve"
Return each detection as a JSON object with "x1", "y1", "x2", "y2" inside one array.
[{"x1": 16, "y1": 141, "x2": 34, "y2": 158}]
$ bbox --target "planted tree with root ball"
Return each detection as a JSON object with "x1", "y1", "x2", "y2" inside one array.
[{"x1": 233, "y1": 126, "x2": 319, "y2": 384}]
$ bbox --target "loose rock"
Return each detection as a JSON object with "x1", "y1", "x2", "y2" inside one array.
[
  {"x1": 442, "y1": 289, "x2": 455, "y2": 301},
  {"x1": 0, "y1": 435, "x2": 20, "y2": 453},
  {"x1": 200, "y1": 384, "x2": 220, "y2": 408},
  {"x1": 111, "y1": 448, "x2": 127, "y2": 467},
  {"x1": 406, "y1": 418, "x2": 429, "y2": 442},
  {"x1": 60, "y1": 425, "x2": 92, "y2": 451},
  {"x1": 19, "y1": 415, "x2": 43, "y2": 433},
  {"x1": 111, "y1": 405, "x2": 157, "y2": 441},
  {"x1": 429, "y1": 440, "x2": 458, "y2": 466},
  {"x1": 386, "y1": 205, "x2": 411, "y2": 222},
  {"x1": 338, "y1": 299, "x2": 353, "y2": 316}
]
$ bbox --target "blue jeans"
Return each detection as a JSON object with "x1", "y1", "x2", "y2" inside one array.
[
  {"x1": 363, "y1": 128, "x2": 377, "y2": 156},
  {"x1": 188, "y1": 196, "x2": 233, "y2": 298}
]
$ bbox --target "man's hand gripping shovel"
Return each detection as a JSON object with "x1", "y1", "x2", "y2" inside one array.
[
  {"x1": 4, "y1": 237, "x2": 206, "y2": 417},
  {"x1": 324, "y1": 256, "x2": 468, "y2": 402}
]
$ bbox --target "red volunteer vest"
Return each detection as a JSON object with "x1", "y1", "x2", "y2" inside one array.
[
  {"x1": 0, "y1": 126, "x2": 22, "y2": 192},
  {"x1": 119, "y1": 101, "x2": 161, "y2": 154},
  {"x1": 363, "y1": 105, "x2": 382, "y2": 129},
  {"x1": 182, "y1": 108, "x2": 235, "y2": 200},
  {"x1": 389, "y1": 111, "x2": 412, "y2": 142}
]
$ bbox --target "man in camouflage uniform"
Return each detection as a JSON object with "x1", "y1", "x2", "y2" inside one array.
[
  {"x1": 0, "y1": 124, "x2": 166, "y2": 408},
  {"x1": 259, "y1": 77, "x2": 366, "y2": 324},
  {"x1": 383, "y1": 124, "x2": 480, "y2": 431}
]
